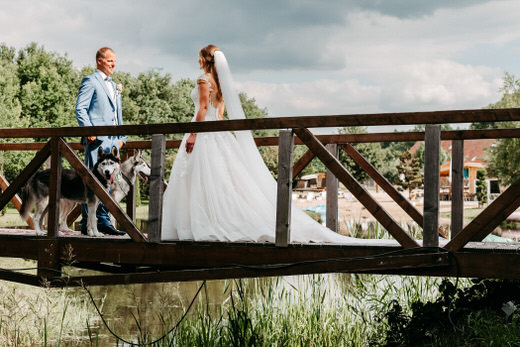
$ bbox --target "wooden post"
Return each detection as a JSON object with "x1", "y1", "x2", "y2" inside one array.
[
  {"x1": 451, "y1": 140, "x2": 464, "y2": 238},
  {"x1": 148, "y1": 134, "x2": 166, "y2": 243},
  {"x1": 126, "y1": 182, "x2": 137, "y2": 222},
  {"x1": 326, "y1": 143, "x2": 338, "y2": 232},
  {"x1": 276, "y1": 130, "x2": 294, "y2": 247},
  {"x1": 38, "y1": 137, "x2": 61, "y2": 280},
  {"x1": 46, "y1": 137, "x2": 61, "y2": 238},
  {"x1": 424, "y1": 125, "x2": 440, "y2": 247}
]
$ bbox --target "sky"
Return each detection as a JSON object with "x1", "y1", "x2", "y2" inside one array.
[{"x1": 1, "y1": 0, "x2": 519, "y2": 130}]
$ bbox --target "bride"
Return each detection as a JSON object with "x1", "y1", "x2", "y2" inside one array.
[{"x1": 161, "y1": 44, "x2": 361, "y2": 243}]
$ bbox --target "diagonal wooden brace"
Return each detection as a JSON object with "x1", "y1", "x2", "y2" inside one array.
[
  {"x1": 292, "y1": 149, "x2": 315, "y2": 179},
  {"x1": 341, "y1": 143, "x2": 424, "y2": 228},
  {"x1": 294, "y1": 128, "x2": 419, "y2": 249},
  {"x1": 0, "y1": 172, "x2": 34, "y2": 229},
  {"x1": 0, "y1": 140, "x2": 51, "y2": 211},
  {"x1": 445, "y1": 176, "x2": 520, "y2": 251}
]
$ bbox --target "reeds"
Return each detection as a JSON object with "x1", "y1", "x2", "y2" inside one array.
[
  {"x1": 155, "y1": 274, "x2": 465, "y2": 346},
  {"x1": 0, "y1": 258, "x2": 102, "y2": 346}
]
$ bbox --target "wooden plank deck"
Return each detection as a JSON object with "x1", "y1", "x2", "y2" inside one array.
[{"x1": 0, "y1": 228, "x2": 519, "y2": 286}]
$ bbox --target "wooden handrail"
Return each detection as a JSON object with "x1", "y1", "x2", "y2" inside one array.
[
  {"x1": 0, "y1": 107, "x2": 517, "y2": 139},
  {"x1": 1, "y1": 127, "x2": 519, "y2": 152}
]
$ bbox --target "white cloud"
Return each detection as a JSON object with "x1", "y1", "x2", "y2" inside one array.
[
  {"x1": 0, "y1": 0, "x2": 517, "y2": 118},
  {"x1": 239, "y1": 0, "x2": 516, "y2": 115},
  {"x1": 399, "y1": 60, "x2": 501, "y2": 108},
  {"x1": 237, "y1": 79, "x2": 382, "y2": 117}
]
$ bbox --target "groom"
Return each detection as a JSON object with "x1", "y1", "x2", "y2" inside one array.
[{"x1": 75, "y1": 47, "x2": 126, "y2": 236}]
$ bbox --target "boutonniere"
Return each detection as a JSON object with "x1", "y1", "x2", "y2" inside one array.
[{"x1": 116, "y1": 83, "x2": 123, "y2": 95}]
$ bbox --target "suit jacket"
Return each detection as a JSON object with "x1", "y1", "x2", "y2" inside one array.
[{"x1": 75, "y1": 70, "x2": 126, "y2": 166}]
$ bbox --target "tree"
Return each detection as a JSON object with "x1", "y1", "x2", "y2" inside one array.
[
  {"x1": 16, "y1": 42, "x2": 80, "y2": 128},
  {"x1": 475, "y1": 168, "x2": 488, "y2": 207},
  {"x1": 0, "y1": 44, "x2": 32, "y2": 183},
  {"x1": 337, "y1": 126, "x2": 388, "y2": 183},
  {"x1": 471, "y1": 72, "x2": 520, "y2": 130},
  {"x1": 411, "y1": 124, "x2": 453, "y2": 132},
  {"x1": 396, "y1": 150, "x2": 423, "y2": 198},
  {"x1": 413, "y1": 142, "x2": 449, "y2": 168},
  {"x1": 487, "y1": 129, "x2": 520, "y2": 185},
  {"x1": 482, "y1": 73, "x2": 520, "y2": 185}
]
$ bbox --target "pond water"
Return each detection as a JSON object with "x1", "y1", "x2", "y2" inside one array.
[{"x1": 75, "y1": 274, "x2": 353, "y2": 344}]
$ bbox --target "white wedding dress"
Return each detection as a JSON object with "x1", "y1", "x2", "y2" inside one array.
[{"x1": 161, "y1": 53, "x2": 363, "y2": 244}]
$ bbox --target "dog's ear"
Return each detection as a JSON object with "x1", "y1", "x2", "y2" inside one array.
[
  {"x1": 111, "y1": 146, "x2": 119, "y2": 158},
  {"x1": 98, "y1": 146, "x2": 104, "y2": 157},
  {"x1": 135, "y1": 150, "x2": 141, "y2": 159}
]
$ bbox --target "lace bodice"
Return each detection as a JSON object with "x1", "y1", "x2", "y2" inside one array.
[{"x1": 190, "y1": 74, "x2": 221, "y2": 122}]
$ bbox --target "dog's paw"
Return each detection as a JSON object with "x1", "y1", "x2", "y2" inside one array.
[
  {"x1": 87, "y1": 228, "x2": 104, "y2": 237},
  {"x1": 35, "y1": 229, "x2": 47, "y2": 236},
  {"x1": 59, "y1": 227, "x2": 76, "y2": 233}
]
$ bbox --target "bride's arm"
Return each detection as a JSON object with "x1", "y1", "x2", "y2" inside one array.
[
  {"x1": 186, "y1": 79, "x2": 210, "y2": 153},
  {"x1": 218, "y1": 102, "x2": 225, "y2": 120}
]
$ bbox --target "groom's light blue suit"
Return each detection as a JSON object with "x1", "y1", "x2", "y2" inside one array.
[
  {"x1": 75, "y1": 70, "x2": 126, "y2": 228},
  {"x1": 75, "y1": 70, "x2": 126, "y2": 166}
]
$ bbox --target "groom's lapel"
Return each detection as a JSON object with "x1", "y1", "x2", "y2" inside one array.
[{"x1": 94, "y1": 72, "x2": 116, "y2": 108}]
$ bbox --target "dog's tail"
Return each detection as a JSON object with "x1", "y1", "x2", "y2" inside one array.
[{"x1": 19, "y1": 176, "x2": 35, "y2": 221}]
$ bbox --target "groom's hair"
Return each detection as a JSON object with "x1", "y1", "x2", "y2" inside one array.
[{"x1": 96, "y1": 47, "x2": 115, "y2": 61}]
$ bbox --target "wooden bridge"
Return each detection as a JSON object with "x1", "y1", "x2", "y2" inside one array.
[{"x1": 0, "y1": 108, "x2": 519, "y2": 287}]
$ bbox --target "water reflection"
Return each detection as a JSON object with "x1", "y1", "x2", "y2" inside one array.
[
  {"x1": 84, "y1": 280, "x2": 226, "y2": 342},
  {"x1": 82, "y1": 274, "x2": 352, "y2": 343}
]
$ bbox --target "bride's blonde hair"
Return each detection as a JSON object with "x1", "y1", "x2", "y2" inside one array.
[{"x1": 199, "y1": 44, "x2": 223, "y2": 103}]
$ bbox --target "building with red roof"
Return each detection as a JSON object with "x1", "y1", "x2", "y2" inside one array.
[{"x1": 410, "y1": 139, "x2": 498, "y2": 200}]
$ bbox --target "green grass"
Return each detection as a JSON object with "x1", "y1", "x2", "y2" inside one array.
[
  {"x1": 440, "y1": 206, "x2": 485, "y2": 224},
  {"x1": 0, "y1": 206, "x2": 27, "y2": 228},
  {"x1": 0, "y1": 258, "x2": 99, "y2": 346}
]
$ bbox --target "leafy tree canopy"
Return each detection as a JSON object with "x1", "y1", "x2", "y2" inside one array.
[{"x1": 481, "y1": 72, "x2": 520, "y2": 184}]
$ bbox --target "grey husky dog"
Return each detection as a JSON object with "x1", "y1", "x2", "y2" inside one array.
[
  {"x1": 109, "y1": 150, "x2": 151, "y2": 227},
  {"x1": 20, "y1": 146, "x2": 120, "y2": 237}
]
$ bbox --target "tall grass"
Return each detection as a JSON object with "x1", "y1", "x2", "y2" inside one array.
[
  {"x1": 153, "y1": 274, "x2": 467, "y2": 346},
  {"x1": 0, "y1": 258, "x2": 100, "y2": 346}
]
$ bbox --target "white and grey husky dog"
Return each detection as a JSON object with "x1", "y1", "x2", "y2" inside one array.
[
  {"x1": 109, "y1": 150, "x2": 151, "y2": 226},
  {"x1": 20, "y1": 146, "x2": 120, "y2": 237},
  {"x1": 111, "y1": 150, "x2": 151, "y2": 203}
]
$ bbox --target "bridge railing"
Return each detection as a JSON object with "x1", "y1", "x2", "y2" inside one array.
[{"x1": 0, "y1": 108, "x2": 518, "y2": 252}]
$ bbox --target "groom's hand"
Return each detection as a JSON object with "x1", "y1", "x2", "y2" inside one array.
[{"x1": 86, "y1": 136, "x2": 97, "y2": 144}]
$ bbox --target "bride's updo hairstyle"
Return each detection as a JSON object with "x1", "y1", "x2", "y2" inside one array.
[{"x1": 199, "y1": 44, "x2": 223, "y2": 103}]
